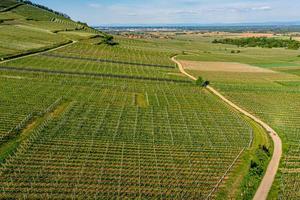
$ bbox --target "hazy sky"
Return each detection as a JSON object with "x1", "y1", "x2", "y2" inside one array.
[{"x1": 32, "y1": 0, "x2": 300, "y2": 25}]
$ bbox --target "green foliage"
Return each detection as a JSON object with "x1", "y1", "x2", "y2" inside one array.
[
  {"x1": 239, "y1": 145, "x2": 271, "y2": 200},
  {"x1": 77, "y1": 21, "x2": 88, "y2": 27},
  {"x1": 230, "y1": 50, "x2": 241, "y2": 54},
  {"x1": 196, "y1": 77, "x2": 210, "y2": 87},
  {"x1": 213, "y1": 37, "x2": 300, "y2": 50},
  {"x1": 196, "y1": 76, "x2": 204, "y2": 86},
  {"x1": 102, "y1": 34, "x2": 118, "y2": 46},
  {"x1": 203, "y1": 80, "x2": 210, "y2": 87}
]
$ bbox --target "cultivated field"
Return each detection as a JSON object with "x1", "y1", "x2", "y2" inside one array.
[
  {"x1": 0, "y1": 70, "x2": 252, "y2": 198},
  {"x1": 179, "y1": 60, "x2": 276, "y2": 73}
]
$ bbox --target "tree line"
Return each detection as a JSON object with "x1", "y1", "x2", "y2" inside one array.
[
  {"x1": 17, "y1": 0, "x2": 70, "y2": 19},
  {"x1": 212, "y1": 37, "x2": 300, "y2": 50}
]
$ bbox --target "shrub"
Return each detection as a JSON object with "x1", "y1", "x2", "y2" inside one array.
[
  {"x1": 196, "y1": 77, "x2": 204, "y2": 86},
  {"x1": 102, "y1": 35, "x2": 118, "y2": 46},
  {"x1": 196, "y1": 77, "x2": 210, "y2": 87},
  {"x1": 202, "y1": 81, "x2": 210, "y2": 87}
]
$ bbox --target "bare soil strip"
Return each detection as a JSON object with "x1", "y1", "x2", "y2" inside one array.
[
  {"x1": 172, "y1": 56, "x2": 282, "y2": 200},
  {"x1": 179, "y1": 60, "x2": 277, "y2": 73}
]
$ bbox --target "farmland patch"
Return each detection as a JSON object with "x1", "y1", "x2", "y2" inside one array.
[{"x1": 179, "y1": 60, "x2": 277, "y2": 73}]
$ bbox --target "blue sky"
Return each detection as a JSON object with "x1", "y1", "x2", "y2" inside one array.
[{"x1": 32, "y1": 0, "x2": 300, "y2": 26}]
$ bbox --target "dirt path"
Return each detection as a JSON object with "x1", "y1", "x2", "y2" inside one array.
[
  {"x1": 172, "y1": 56, "x2": 282, "y2": 200},
  {"x1": 0, "y1": 40, "x2": 77, "y2": 64}
]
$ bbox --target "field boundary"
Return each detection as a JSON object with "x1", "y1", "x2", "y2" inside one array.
[
  {"x1": 172, "y1": 56, "x2": 282, "y2": 200},
  {"x1": 42, "y1": 53, "x2": 175, "y2": 69},
  {"x1": 0, "y1": 3, "x2": 23, "y2": 12},
  {"x1": 0, "y1": 40, "x2": 77, "y2": 64},
  {"x1": 0, "y1": 65, "x2": 191, "y2": 83}
]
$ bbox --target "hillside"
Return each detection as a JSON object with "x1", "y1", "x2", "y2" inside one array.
[{"x1": 0, "y1": 0, "x2": 102, "y2": 60}]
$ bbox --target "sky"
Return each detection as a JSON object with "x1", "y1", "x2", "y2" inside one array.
[{"x1": 32, "y1": 0, "x2": 300, "y2": 26}]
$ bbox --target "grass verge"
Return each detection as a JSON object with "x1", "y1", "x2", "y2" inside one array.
[{"x1": 216, "y1": 116, "x2": 273, "y2": 200}]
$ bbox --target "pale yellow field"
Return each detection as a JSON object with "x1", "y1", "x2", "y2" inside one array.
[{"x1": 179, "y1": 60, "x2": 278, "y2": 73}]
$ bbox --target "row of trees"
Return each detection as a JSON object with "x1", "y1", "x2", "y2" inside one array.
[{"x1": 212, "y1": 37, "x2": 300, "y2": 50}]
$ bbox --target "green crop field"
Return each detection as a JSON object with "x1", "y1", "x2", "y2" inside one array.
[{"x1": 0, "y1": 37, "x2": 185, "y2": 82}]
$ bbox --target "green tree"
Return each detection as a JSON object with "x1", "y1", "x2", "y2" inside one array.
[
  {"x1": 196, "y1": 77, "x2": 204, "y2": 86},
  {"x1": 102, "y1": 34, "x2": 118, "y2": 46},
  {"x1": 196, "y1": 77, "x2": 210, "y2": 87},
  {"x1": 202, "y1": 81, "x2": 210, "y2": 87}
]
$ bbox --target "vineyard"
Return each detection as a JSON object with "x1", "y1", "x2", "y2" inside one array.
[
  {"x1": 0, "y1": 67, "x2": 253, "y2": 198},
  {"x1": 0, "y1": 2, "x2": 257, "y2": 197},
  {"x1": 3, "y1": 0, "x2": 300, "y2": 198},
  {"x1": 184, "y1": 49, "x2": 300, "y2": 199},
  {"x1": 0, "y1": 38, "x2": 186, "y2": 81}
]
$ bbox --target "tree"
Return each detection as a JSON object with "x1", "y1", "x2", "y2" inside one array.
[
  {"x1": 102, "y1": 35, "x2": 118, "y2": 46},
  {"x1": 202, "y1": 81, "x2": 210, "y2": 87},
  {"x1": 196, "y1": 77, "x2": 204, "y2": 86},
  {"x1": 196, "y1": 77, "x2": 210, "y2": 87}
]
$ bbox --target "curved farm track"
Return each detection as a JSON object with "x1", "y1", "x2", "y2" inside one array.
[
  {"x1": 171, "y1": 56, "x2": 282, "y2": 200},
  {"x1": 0, "y1": 40, "x2": 77, "y2": 64}
]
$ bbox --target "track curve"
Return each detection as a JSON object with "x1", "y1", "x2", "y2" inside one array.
[{"x1": 171, "y1": 56, "x2": 282, "y2": 200}]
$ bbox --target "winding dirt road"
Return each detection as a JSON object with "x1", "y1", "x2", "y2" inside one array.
[{"x1": 171, "y1": 56, "x2": 282, "y2": 200}]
